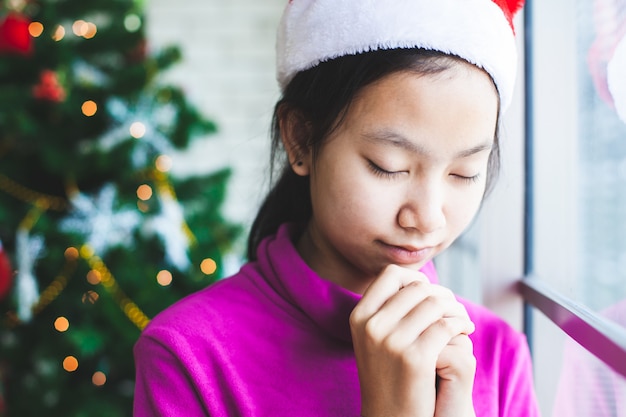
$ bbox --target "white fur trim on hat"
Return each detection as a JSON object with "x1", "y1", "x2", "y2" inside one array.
[{"x1": 277, "y1": 0, "x2": 520, "y2": 111}]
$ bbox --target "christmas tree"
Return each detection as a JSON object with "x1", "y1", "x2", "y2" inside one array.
[{"x1": 0, "y1": 1, "x2": 241, "y2": 416}]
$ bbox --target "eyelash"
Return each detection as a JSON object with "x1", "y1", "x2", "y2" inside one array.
[
  {"x1": 367, "y1": 161, "x2": 399, "y2": 179},
  {"x1": 368, "y1": 160, "x2": 481, "y2": 184},
  {"x1": 452, "y1": 173, "x2": 481, "y2": 184},
  {"x1": 367, "y1": 161, "x2": 480, "y2": 184}
]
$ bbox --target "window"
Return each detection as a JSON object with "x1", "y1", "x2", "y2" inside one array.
[{"x1": 523, "y1": 0, "x2": 626, "y2": 414}]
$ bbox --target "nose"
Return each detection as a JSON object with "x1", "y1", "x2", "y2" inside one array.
[{"x1": 397, "y1": 183, "x2": 446, "y2": 234}]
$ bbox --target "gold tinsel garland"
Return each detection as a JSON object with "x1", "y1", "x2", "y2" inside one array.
[
  {"x1": 0, "y1": 172, "x2": 189, "y2": 330},
  {"x1": 0, "y1": 174, "x2": 68, "y2": 212}
]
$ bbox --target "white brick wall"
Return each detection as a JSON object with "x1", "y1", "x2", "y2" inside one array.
[{"x1": 146, "y1": 1, "x2": 285, "y2": 256}]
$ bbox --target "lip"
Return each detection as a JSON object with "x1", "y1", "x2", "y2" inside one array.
[{"x1": 377, "y1": 240, "x2": 435, "y2": 265}]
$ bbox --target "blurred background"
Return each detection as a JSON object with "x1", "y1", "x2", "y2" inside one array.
[
  {"x1": 1, "y1": 0, "x2": 626, "y2": 416},
  {"x1": 0, "y1": 0, "x2": 281, "y2": 415}
]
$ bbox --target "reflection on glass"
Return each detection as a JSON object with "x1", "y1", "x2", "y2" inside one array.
[
  {"x1": 578, "y1": 0, "x2": 626, "y2": 315},
  {"x1": 552, "y1": 300, "x2": 626, "y2": 416}
]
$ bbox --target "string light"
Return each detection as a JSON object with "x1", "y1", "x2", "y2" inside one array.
[
  {"x1": 62, "y1": 356, "x2": 79, "y2": 372},
  {"x1": 156, "y1": 270, "x2": 172, "y2": 286},
  {"x1": 155, "y1": 155, "x2": 172, "y2": 173},
  {"x1": 54, "y1": 316, "x2": 70, "y2": 332},
  {"x1": 64, "y1": 247, "x2": 79, "y2": 260},
  {"x1": 83, "y1": 22, "x2": 97, "y2": 39},
  {"x1": 86, "y1": 269, "x2": 102, "y2": 285},
  {"x1": 92, "y1": 371, "x2": 107, "y2": 386},
  {"x1": 136, "y1": 184, "x2": 152, "y2": 201},
  {"x1": 82, "y1": 100, "x2": 97, "y2": 117},
  {"x1": 28, "y1": 22, "x2": 44, "y2": 37},
  {"x1": 52, "y1": 25, "x2": 65, "y2": 41},
  {"x1": 72, "y1": 20, "x2": 88, "y2": 37},
  {"x1": 129, "y1": 121, "x2": 146, "y2": 138},
  {"x1": 124, "y1": 14, "x2": 141, "y2": 32},
  {"x1": 200, "y1": 258, "x2": 217, "y2": 275}
]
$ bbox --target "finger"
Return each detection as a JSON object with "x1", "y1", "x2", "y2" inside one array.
[
  {"x1": 405, "y1": 316, "x2": 476, "y2": 365},
  {"x1": 362, "y1": 280, "x2": 433, "y2": 336},
  {"x1": 353, "y1": 264, "x2": 428, "y2": 320},
  {"x1": 436, "y1": 335, "x2": 476, "y2": 381},
  {"x1": 389, "y1": 298, "x2": 474, "y2": 348},
  {"x1": 366, "y1": 282, "x2": 462, "y2": 343}
]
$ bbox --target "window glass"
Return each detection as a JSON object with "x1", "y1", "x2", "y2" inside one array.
[
  {"x1": 530, "y1": 0, "x2": 626, "y2": 414},
  {"x1": 576, "y1": 0, "x2": 626, "y2": 314},
  {"x1": 532, "y1": 0, "x2": 626, "y2": 328},
  {"x1": 531, "y1": 309, "x2": 626, "y2": 416}
]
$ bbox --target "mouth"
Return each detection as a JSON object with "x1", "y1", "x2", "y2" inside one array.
[{"x1": 377, "y1": 240, "x2": 435, "y2": 264}]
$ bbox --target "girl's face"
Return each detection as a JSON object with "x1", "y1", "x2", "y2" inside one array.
[{"x1": 294, "y1": 62, "x2": 499, "y2": 294}]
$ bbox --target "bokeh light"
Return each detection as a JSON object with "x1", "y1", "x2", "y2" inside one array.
[
  {"x1": 86, "y1": 269, "x2": 101, "y2": 285},
  {"x1": 156, "y1": 270, "x2": 173, "y2": 286},
  {"x1": 52, "y1": 25, "x2": 65, "y2": 41},
  {"x1": 64, "y1": 246, "x2": 79, "y2": 260},
  {"x1": 72, "y1": 20, "x2": 88, "y2": 36},
  {"x1": 83, "y1": 22, "x2": 97, "y2": 39},
  {"x1": 124, "y1": 14, "x2": 141, "y2": 32},
  {"x1": 54, "y1": 316, "x2": 69, "y2": 332},
  {"x1": 136, "y1": 184, "x2": 153, "y2": 201},
  {"x1": 28, "y1": 22, "x2": 44, "y2": 37},
  {"x1": 92, "y1": 371, "x2": 107, "y2": 386},
  {"x1": 129, "y1": 121, "x2": 146, "y2": 138},
  {"x1": 81, "y1": 100, "x2": 97, "y2": 117},
  {"x1": 155, "y1": 155, "x2": 172, "y2": 172},
  {"x1": 200, "y1": 258, "x2": 217, "y2": 275},
  {"x1": 62, "y1": 356, "x2": 78, "y2": 372}
]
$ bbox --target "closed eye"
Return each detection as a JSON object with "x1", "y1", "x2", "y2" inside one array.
[
  {"x1": 367, "y1": 160, "x2": 401, "y2": 179},
  {"x1": 450, "y1": 173, "x2": 481, "y2": 184}
]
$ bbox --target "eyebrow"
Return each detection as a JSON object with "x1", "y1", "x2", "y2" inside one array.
[{"x1": 361, "y1": 129, "x2": 493, "y2": 159}]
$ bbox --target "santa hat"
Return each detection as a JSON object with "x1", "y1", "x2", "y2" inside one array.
[{"x1": 277, "y1": 0, "x2": 524, "y2": 111}]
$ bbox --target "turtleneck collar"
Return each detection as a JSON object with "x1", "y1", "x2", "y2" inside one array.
[{"x1": 255, "y1": 223, "x2": 439, "y2": 344}]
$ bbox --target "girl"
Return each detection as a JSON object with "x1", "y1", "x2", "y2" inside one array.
[{"x1": 133, "y1": 1, "x2": 540, "y2": 416}]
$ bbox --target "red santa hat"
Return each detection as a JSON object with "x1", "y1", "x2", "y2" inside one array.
[{"x1": 277, "y1": 0, "x2": 524, "y2": 111}]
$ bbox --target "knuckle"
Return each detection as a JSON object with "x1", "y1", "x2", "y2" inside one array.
[
  {"x1": 436, "y1": 317, "x2": 453, "y2": 332},
  {"x1": 381, "y1": 334, "x2": 403, "y2": 355},
  {"x1": 349, "y1": 308, "x2": 364, "y2": 328},
  {"x1": 362, "y1": 316, "x2": 385, "y2": 343},
  {"x1": 424, "y1": 294, "x2": 443, "y2": 310},
  {"x1": 439, "y1": 285, "x2": 455, "y2": 300}
]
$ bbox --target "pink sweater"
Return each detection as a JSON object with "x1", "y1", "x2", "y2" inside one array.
[{"x1": 134, "y1": 224, "x2": 540, "y2": 416}]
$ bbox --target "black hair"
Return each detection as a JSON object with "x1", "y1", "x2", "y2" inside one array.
[{"x1": 247, "y1": 48, "x2": 501, "y2": 260}]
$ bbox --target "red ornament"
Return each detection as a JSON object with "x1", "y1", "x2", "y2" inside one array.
[
  {"x1": 32, "y1": 70, "x2": 67, "y2": 102},
  {"x1": 0, "y1": 13, "x2": 33, "y2": 56},
  {"x1": 0, "y1": 241, "x2": 13, "y2": 301},
  {"x1": 126, "y1": 38, "x2": 147, "y2": 64}
]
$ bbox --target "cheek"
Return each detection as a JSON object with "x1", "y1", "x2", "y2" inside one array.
[
  {"x1": 311, "y1": 169, "x2": 393, "y2": 226},
  {"x1": 447, "y1": 186, "x2": 485, "y2": 231}
]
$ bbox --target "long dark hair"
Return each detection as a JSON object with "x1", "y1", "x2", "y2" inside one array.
[{"x1": 247, "y1": 48, "x2": 501, "y2": 260}]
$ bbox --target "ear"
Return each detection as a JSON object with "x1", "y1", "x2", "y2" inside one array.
[{"x1": 278, "y1": 106, "x2": 312, "y2": 176}]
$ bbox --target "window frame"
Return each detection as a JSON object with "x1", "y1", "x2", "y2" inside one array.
[{"x1": 520, "y1": 0, "x2": 626, "y2": 380}]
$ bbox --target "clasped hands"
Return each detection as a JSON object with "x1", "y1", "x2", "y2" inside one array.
[{"x1": 350, "y1": 264, "x2": 477, "y2": 417}]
